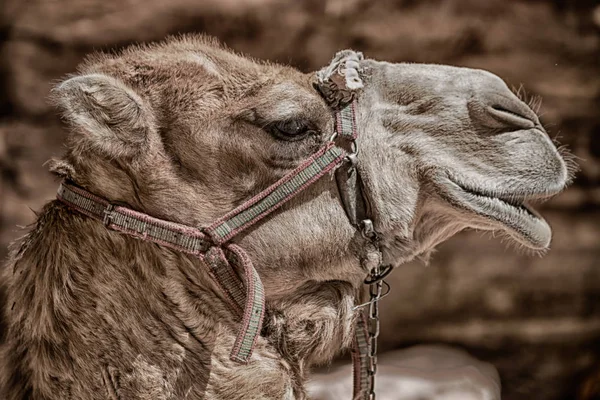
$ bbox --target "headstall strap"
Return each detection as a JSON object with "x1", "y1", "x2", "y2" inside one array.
[
  {"x1": 56, "y1": 101, "x2": 357, "y2": 365},
  {"x1": 56, "y1": 97, "x2": 387, "y2": 398}
]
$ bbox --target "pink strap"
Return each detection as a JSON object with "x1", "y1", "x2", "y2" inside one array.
[{"x1": 352, "y1": 310, "x2": 371, "y2": 399}]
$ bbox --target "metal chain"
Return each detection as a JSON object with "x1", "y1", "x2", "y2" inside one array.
[
  {"x1": 366, "y1": 267, "x2": 383, "y2": 400},
  {"x1": 358, "y1": 219, "x2": 390, "y2": 400},
  {"x1": 347, "y1": 125, "x2": 389, "y2": 400}
]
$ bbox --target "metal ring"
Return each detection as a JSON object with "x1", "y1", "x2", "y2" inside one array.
[
  {"x1": 352, "y1": 280, "x2": 391, "y2": 311},
  {"x1": 350, "y1": 140, "x2": 358, "y2": 155},
  {"x1": 364, "y1": 265, "x2": 394, "y2": 285},
  {"x1": 360, "y1": 219, "x2": 376, "y2": 240},
  {"x1": 103, "y1": 204, "x2": 115, "y2": 227}
]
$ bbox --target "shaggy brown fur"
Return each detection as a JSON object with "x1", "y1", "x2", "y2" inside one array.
[
  {"x1": 1, "y1": 35, "x2": 570, "y2": 399},
  {"x1": 1, "y1": 36, "x2": 364, "y2": 400}
]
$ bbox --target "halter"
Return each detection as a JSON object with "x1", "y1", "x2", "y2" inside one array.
[{"x1": 57, "y1": 99, "x2": 388, "y2": 399}]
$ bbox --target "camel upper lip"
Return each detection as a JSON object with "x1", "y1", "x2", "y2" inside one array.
[{"x1": 439, "y1": 176, "x2": 552, "y2": 250}]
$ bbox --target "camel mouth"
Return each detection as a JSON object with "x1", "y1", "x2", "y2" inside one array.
[{"x1": 440, "y1": 178, "x2": 552, "y2": 250}]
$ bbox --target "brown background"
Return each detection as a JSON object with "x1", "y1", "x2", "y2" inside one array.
[{"x1": 0, "y1": 0, "x2": 599, "y2": 399}]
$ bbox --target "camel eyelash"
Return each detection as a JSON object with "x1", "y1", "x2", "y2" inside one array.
[
  {"x1": 266, "y1": 120, "x2": 316, "y2": 141},
  {"x1": 238, "y1": 108, "x2": 320, "y2": 142}
]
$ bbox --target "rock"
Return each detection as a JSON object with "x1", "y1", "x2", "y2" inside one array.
[
  {"x1": 594, "y1": 6, "x2": 600, "y2": 28},
  {"x1": 308, "y1": 345, "x2": 501, "y2": 400}
]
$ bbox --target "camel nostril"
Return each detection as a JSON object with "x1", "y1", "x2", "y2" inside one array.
[
  {"x1": 488, "y1": 104, "x2": 535, "y2": 129},
  {"x1": 469, "y1": 90, "x2": 541, "y2": 131}
]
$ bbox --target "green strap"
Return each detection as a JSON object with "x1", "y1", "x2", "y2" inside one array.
[{"x1": 337, "y1": 101, "x2": 358, "y2": 140}]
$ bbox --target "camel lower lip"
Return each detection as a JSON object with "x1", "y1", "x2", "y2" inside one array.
[{"x1": 442, "y1": 179, "x2": 552, "y2": 249}]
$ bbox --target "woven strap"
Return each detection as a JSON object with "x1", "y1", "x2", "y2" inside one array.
[
  {"x1": 57, "y1": 182, "x2": 263, "y2": 363},
  {"x1": 57, "y1": 183, "x2": 211, "y2": 255},
  {"x1": 204, "y1": 142, "x2": 346, "y2": 245},
  {"x1": 336, "y1": 101, "x2": 358, "y2": 140},
  {"x1": 352, "y1": 310, "x2": 371, "y2": 399},
  {"x1": 205, "y1": 245, "x2": 265, "y2": 363}
]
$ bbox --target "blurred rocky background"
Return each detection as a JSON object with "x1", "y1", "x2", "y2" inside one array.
[{"x1": 0, "y1": 0, "x2": 599, "y2": 399}]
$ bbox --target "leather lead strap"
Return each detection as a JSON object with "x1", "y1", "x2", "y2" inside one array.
[
  {"x1": 332, "y1": 102, "x2": 376, "y2": 399},
  {"x1": 335, "y1": 162, "x2": 370, "y2": 228},
  {"x1": 334, "y1": 100, "x2": 369, "y2": 228}
]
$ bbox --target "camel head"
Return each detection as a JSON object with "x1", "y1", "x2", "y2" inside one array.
[{"x1": 51, "y1": 36, "x2": 571, "y2": 295}]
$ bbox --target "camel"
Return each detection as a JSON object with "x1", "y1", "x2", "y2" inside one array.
[{"x1": 0, "y1": 35, "x2": 571, "y2": 400}]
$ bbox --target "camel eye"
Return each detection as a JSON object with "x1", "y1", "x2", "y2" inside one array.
[{"x1": 269, "y1": 120, "x2": 314, "y2": 141}]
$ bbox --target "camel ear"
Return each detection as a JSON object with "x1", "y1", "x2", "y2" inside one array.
[
  {"x1": 314, "y1": 50, "x2": 364, "y2": 109},
  {"x1": 53, "y1": 73, "x2": 157, "y2": 159}
]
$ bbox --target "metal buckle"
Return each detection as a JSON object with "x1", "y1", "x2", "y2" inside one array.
[
  {"x1": 360, "y1": 219, "x2": 376, "y2": 240},
  {"x1": 344, "y1": 140, "x2": 359, "y2": 165},
  {"x1": 103, "y1": 204, "x2": 115, "y2": 227},
  {"x1": 330, "y1": 125, "x2": 359, "y2": 167},
  {"x1": 346, "y1": 152, "x2": 358, "y2": 167}
]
